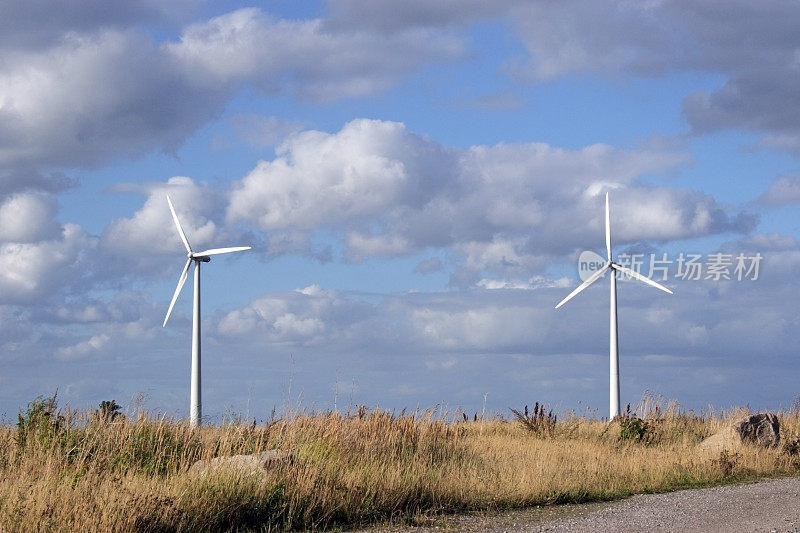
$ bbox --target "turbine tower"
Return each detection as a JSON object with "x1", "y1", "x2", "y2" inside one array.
[
  {"x1": 555, "y1": 192, "x2": 672, "y2": 419},
  {"x1": 162, "y1": 195, "x2": 251, "y2": 428}
]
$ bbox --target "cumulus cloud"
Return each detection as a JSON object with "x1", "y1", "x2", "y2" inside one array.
[
  {"x1": 0, "y1": 6, "x2": 467, "y2": 175},
  {"x1": 326, "y1": 0, "x2": 519, "y2": 31},
  {"x1": 0, "y1": 289, "x2": 167, "y2": 400},
  {"x1": 102, "y1": 177, "x2": 221, "y2": 260},
  {"x1": 216, "y1": 285, "x2": 368, "y2": 344},
  {"x1": 55, "y1": 333, "x2": 110, "y2": 361},
  {"x1": 0, "y1": 0, "x2": 199, "y2": 50},
  {"x1": 3, "y1": 1, "x2": 798, "y2": 187},
  {"x1": 739, "y1": 233, "x2": 798, "y2": 252},
  {"x1": 0, "y1": 223, "x2": 96, "y2": 305},
  {"x1": 0, "y1": 29, "x2": 227, "y2": 170},
  {"x1": 227, "y1": 118, "x2": 459, "y2": 231},
  {"x1": 3, "y1": 244, "x2": 797, "y2": 417},
  {"x1": 0, "y1": 168, "x2": 75, "y2": 197},
  {"x1": 759, "y1": 176, "x2": 800, "y2": 206},
  {"x1": 192, "y1": 261, "x2": 800, "y2": 413},
  {"x1": 413, "y1": 305, "x2": 551, "y2": 352},
  {"x1": 41, "y1": 290, "x2": 153, "y2": 325},
  {"x1": 166, "y1": 7, "x2": 465, "y2": 102},
  {"x1": 0, "y1": 191, "x2": 60, "y2": 243},
  {"x1": 505, "y1": 1, "x2": 800, "y2": 152},
  {"x1": 509, "y1": 1, "x2": 682, "y2": 81},
  {"x1": 227, "y1": 119, "x2": 750, "y2": 281}
]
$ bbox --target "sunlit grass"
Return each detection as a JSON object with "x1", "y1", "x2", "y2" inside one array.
[{"x1": 1, "y1": 395, "x2": 798, "y2": 531}]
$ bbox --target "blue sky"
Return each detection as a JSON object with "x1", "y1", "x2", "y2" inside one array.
[{"x1": 1, "y1": 0, "x2": 799, "y2": 422}]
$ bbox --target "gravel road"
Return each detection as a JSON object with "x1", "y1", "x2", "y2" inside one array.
[{"x1": 349, "y1": 477, "x2": 800, "y2": 532}]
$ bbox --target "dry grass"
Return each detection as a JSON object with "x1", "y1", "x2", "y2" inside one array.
[{"x1": 1, "y1": 396, "x2": 799, "y2": 532}]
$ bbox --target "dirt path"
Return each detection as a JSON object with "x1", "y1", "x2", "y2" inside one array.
[{"x1": 349, "y1": 477, "x2": 800, "y2": 532}]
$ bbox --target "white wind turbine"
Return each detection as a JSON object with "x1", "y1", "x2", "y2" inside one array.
[
  {"x1": 162, "y1": 195, "x2": 251, "y2": 428},
  {"x1": 555, "y1": 192, "x2": 672, "y2": 419}
]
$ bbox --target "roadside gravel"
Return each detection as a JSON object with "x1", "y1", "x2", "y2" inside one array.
[{"x1": 348, "y1": 477, "x2": 800, "y2": 532}]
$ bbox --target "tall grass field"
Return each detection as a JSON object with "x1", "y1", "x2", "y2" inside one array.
[{"x1": 1, "y1": 395, "x2": 799, "y2": 531}]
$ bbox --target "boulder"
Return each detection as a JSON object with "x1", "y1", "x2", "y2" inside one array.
[
  {"x1": 188, "y1": 449, "x2": 293, "y2": 477},
  {"x1": 697, "y1": 426, "x2": 741, "y2": 452},
  {"x1": 698, "y1": 412, "x2": 780, "y2": 451},
  {"x1": 733, "y1": 412, "x2": 780, "y2": 448}
]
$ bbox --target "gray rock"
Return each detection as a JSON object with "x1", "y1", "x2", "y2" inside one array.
[
  {"x1": 188, "y1": 449, "x2": 293, "y2": 477},
  {"x1": 698, "y1": 412, "x2": 780, "y2": 451},
  {"x1": 733, "y1": 412, "x2": 780, "y2": 448}
]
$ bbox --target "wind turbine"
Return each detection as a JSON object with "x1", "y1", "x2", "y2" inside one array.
[
  {"x1": 162, "y1": 195, "x2": 251, "y2": 428},
  {"x1": 555, "y1": 192, "x2": 672, "y2": 419}
]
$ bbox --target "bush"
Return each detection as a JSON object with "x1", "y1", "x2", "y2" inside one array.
[
  {"x1": 510, "y1": 402, "x2": 557, "y2": 437},
  {"x1": 783, "y1": 435, "x2": 800, "y2": 456},
  {"x1": 16, "y1": 393, "x2": 64, "y2": 449},
  {"x1": 617, "y1": 405, "x2": 650, "y2": 443},
  {"x1": 95, "y1": 400, "x2": 123, "y2": 422}
]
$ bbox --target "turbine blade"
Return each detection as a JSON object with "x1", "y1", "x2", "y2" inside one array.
[
  {"x1": 193, "y1": 246, "x2": 252, "y2": 257},
  {"x1": 166, "y1": 195, "x2": 192, "y2": 254},
  {"x1": 613, "y1": 264, "x2": 673, "y2": 294},
  {"x1": 555, "y1": 263, "x2": 610, "y2": 309},
  {"x1": 163, "y1": 258, "x2": 192, "y2": 327},
  {"x1": 605, "y1": 192, "x2": 612, "y2": 261}
]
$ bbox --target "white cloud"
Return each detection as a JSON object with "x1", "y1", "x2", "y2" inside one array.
[
  {"x1": 101, "y1": 177, "x2": 222, "y2": 262},
  {"x1": 505, "y1": 1, "x2": 800, "y2": 151},
  {"x1": 413, "y1": 305, "x2": 550, "y2": 351},
  {"x1": 509, "y1": 1, "x2": 681, "y2": 81},
  {"x1": 0, "y1": 7, "x2": 466, "y2": 174},
  {"x1": 0, "y1": 29, "x2": 224, "y2": 170},
  {"x1": 297, "y1": 284, "x2": 325, "y2": 297},
  {"x1": 477, "y1": 275, "x2": 571, "y2": 290},
  {"x1": 227, "y1": 119, "x2": 749, "y2": 280},
  {"x1": 206, "y1": 266, "x2": 800, "y2": 384},
  {"x1": 0, "y1": 0, "x2": 199, "y2": 50},
  {"x1": 740, "y1": 233, "x2": 798, "y2": 252},
  {"x1": 0, "y1": 191, "x2": 60, "y2": 242},
  {"x1": 228, "y1": 119, "x2": 457, "y2": 232},
  {"x1": 0, "y1": 223, "x2": 96, "y2": 305},
  {"x1": 216, "y1": 291, "x2": 345, "y2": 343},
  {"x1": 166, "y1": 8, "x2": 466, "y2": 101},
  {"x1": 0, "y1": 2, "x2": 797, "y2": 421},
  {"x1": 759, "y1": 176, "x2": 800, "y2": 206},
  {"x1": 326, "y1": 0, "x2": 519, "y2": 30},
  {"x1": 55, "y1": 333, "x2": 110, "y2": 361},
  {"x1": 610, "y1": 188, "x2": 750, "y2": 241}
]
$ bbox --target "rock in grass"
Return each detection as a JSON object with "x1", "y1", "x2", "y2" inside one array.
[
  {"x1": 733, "y1": 413, "x2": 780, "y2": 448},
  {"x1": 698, "y1": 413, "x2": 780, "y2": 451},
  {"x1": 697, "y1": 426, "x2": 741, "y2": 452},
  {"x1": 188, "y1": 450, "x2": 293, "y2": 477}
]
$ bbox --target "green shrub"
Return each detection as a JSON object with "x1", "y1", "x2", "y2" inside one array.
[
  {"x1": 617, "y1": 406, "x2": 650, "y2": 443},
  {"x1": 95, "y1": 400, "x2": 123, "y2": 422},
  {"x1": 16, "y1": 393, "x2": 63, "y2": 449}
]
